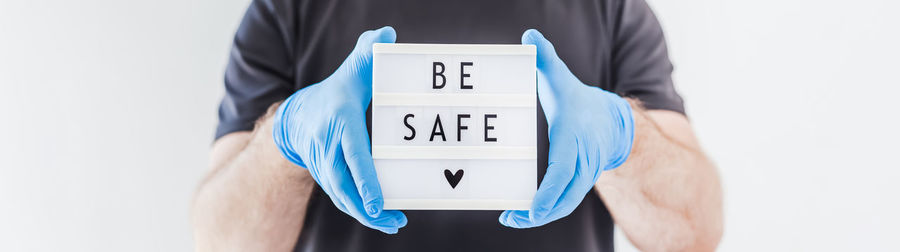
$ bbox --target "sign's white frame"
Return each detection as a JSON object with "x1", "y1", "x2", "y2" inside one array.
[{"x1": 372, "y1": 43, "x2": 537, "y2": 210}]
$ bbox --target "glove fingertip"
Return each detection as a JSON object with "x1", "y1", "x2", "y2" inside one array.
[
  {"x1": 498, "y1": 210, "x2": 512, "y2": 224},
  {"x1": 381, "y1": 210, "x2": 408, "y2": 227},
  {"x1": 499, "y1": 210, "x2": 531, "y2": 229},
  {"x1": 396, "y1": 213, "x2": 409, "y2": 228},
  {"x1": 381, "y1": 228, "x2": 399, "y2": 234},
  {"x1": 498, "y1": 215, "x2": 516, "y2": 228},
  {"x1": 520, "y1": 29, "x2": 564, "y2": 73},
  {"x1": 355, "y1": 26, "x2": 396, "y2": 51},
  {"x1": 521, "y1": 29, "x2": 542, "y2": 45},
  {"x1": 365, "y1": 199, "x2": 383, "y2": 217},
  {"x1": 375, "y1": 26, "x2": 397, "y2": 43}
]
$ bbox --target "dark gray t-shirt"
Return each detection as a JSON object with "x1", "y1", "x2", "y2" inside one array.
[{"x1": 216, "y1": 0, "x2": 684, "y2": 251}]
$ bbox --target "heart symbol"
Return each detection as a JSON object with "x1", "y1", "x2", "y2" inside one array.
[{"x1": 444, "y1": 169, "x2": 464, "y2": 189}]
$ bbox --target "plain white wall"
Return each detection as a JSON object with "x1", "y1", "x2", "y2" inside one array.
[
  {"x1": 635, "y1": 0, "x2": 900, "y2": 251},
  {"x1": 1, "y1": 0, "x2": 898, "y2": 251},
  {"x1": 0, "y1": 0, "x2": 247, "y2": 251}
]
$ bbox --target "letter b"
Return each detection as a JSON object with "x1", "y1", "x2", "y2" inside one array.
[{"x1": 433, "y1": 62, "x2": 446, "y2": 89}]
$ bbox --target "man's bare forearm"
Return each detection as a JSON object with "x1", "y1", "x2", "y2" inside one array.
[
  {"x1": 191, "y1": 103, "x2": 315, "y2": 252},
  {"x1": 596, "y1": 101, "x2": 723, "y2": 252}
]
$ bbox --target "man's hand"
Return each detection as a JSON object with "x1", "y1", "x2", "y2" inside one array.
[
  {"x1": 272, "y1": 26, "x2": 407, "y2": 234},
  {"x1": 499, "y1": 29, "x2": 635, "y2": 228}
]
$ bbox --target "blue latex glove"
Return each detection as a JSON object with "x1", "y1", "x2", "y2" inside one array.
[
  {"x1": 272, "y1": 26, "x2": 407, "y2": 234},
  {"x1": 500, "y1": 29, "x2": 635, "y2": 228}
]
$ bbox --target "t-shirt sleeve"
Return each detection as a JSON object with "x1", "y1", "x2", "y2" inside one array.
[
  {"x1": 611, "y1": 0, "x2": 685, "y2": 114},
  {"x1": 215, "y1": 0, "x2": 295, "y2": 139}
]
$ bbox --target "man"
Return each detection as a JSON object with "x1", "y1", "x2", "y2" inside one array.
[{"x1": 191, "y1": 0, "x2": 723, "y2": 251}]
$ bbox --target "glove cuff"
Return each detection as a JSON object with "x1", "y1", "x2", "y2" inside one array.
[
  {"x1": 603, "y1": 93, "x2": 635, "y2": 171},
  {"x1": 272, "y1": 88, "x2": 310, "y2": 168}
]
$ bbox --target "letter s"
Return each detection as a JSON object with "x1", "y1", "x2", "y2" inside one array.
[{"x1": 403, "y1": 114, "x2": 416, "y2": 140}]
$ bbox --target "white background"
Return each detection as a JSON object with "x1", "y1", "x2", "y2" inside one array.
[{"x1": 1, "y1": 0, "x2": 898, "y2": 251}]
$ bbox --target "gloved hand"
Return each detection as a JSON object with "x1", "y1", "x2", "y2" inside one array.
[
  {"x1": 500, "y1": 29, "x2": 635, "y2": 228},
  {"x1": 272, "y1": 26, "x2": 407, "y2": 234}
]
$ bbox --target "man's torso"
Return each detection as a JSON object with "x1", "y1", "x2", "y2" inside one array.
[{"x1": 284, "y1": 1, "x2": 619, "y2": 251}]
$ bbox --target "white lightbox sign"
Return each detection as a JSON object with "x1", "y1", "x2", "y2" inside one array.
[{"x1": 372, "y1": 43, "x2": 536, "y2": 210}]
